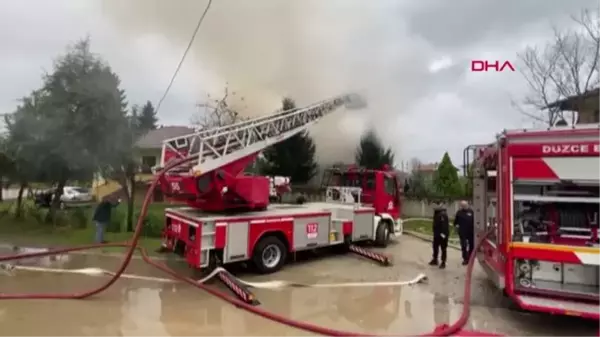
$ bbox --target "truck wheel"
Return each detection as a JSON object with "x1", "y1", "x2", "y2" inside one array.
[
  {"x1": 253, "y1": 236, "x2": 287, "y2": 274},
  {"x1": 375, "y1": 221, "x2": 391, "y2": 248}
]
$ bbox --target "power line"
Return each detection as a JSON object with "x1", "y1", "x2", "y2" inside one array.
[{"x1": 155, "y1": 0, "x2": 213, "y2": 114}]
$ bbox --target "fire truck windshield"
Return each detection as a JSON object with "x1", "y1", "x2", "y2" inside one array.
[
  {"x1": 384, "y1": 174, "x2": 398, "y2": 198},
  {"x1": 335, "y1": 172, "x2": 376, "y2": 191}
]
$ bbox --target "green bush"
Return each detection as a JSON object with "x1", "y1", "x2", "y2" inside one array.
[
  {"x1": 106, "y1": 206, "x2": 125, "y2": 233},
  {"x1": 24, "y1": 203, "x2": 46, "y2": 225},
  {"x1": 69, "y1": 208, "x2": 89, "y2": 229},
  {"x1": 52, "y1": 210, "x2": 71, "y2": 228},
  {"x1": 134, "y1": 208, "x2": 164, "y2": 238},
  {"x1": 82, "y1": 202, "x2": 169, "y2": 236}
]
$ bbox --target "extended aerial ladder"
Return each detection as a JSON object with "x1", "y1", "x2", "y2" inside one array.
[{"x1": 155, "y1": 94, "x2": 366, "y2": 211}]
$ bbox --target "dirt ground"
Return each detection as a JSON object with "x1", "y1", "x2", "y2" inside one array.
[{"x1": 0, "y1": 236, "x2": 597, "y2": 336}]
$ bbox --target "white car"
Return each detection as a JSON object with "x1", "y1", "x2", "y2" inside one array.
[{"x1": 60, "y1": 186, "x2": 94, "y2": 208}]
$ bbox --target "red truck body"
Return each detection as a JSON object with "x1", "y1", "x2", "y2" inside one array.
[
  {"x1": 154, "y1": 95, "x2": 403, "y2": 274},
  {"x1": 465, "y1": 124, "x2": 600, "y2": 319}
]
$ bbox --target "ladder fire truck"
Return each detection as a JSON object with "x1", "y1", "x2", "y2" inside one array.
[
  {"x1": 156, "y1": 94, "x2": 403, "y2": 274},
  {"x1": 464, "y1": 124, "x2": 600, "y2": 319}
]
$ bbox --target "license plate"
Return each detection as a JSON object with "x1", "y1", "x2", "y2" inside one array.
[{"x1": 329, "y1": 232, "x2": 336, "y2": 242}]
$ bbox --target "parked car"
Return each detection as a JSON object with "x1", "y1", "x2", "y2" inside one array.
[{"x1": 34, "y1": 186, "x2": 94, "y2": 209}]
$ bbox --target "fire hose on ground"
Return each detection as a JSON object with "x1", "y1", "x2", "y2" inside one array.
[{"x1": 0, "y1": 155, "x2": 493, "y2": 337}]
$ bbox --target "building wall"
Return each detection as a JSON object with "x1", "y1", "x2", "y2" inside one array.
[{"x1": 401, "y1": 199, "x2": 462, "y2": 218}]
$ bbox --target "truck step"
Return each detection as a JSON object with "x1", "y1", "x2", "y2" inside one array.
[
  {"x1": 348, "y1": 245, "x2": 392, "y2": 266},
  {"x1": 217, "y1": 269, "x2": 260, "y2": 306}
]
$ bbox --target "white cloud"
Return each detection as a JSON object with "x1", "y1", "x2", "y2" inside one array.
[{"x1": 428, "y1": 57, "x2": 454, "y2": 73}]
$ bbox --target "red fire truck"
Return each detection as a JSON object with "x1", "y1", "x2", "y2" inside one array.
[
  {"x1": 464, "y1": 124, "x2": 600, "y2": 319},
  {"x1": 155, "y1": 95, "x2": 403, "y2": 274}
]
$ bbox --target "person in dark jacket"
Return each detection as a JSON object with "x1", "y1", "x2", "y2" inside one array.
[
  {"x1": 454, "y1": 200, "x2": 475, "y2": 265},
  {"x1": 429, "y1": 204, "x2": 450, "y2": 269},
  {"x1": 92, "y1": 196, "x2": 120, "y2": 243}
]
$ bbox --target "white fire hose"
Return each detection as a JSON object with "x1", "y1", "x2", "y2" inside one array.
[
  {"x1": 1, "y1": 218, "x2": 434, "y2": 289},
  {"x1": 2, "y1": 264, "x2": 427, "y2": 289}
]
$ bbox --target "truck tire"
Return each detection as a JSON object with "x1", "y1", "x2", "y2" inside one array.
[
  {"x1": 375, "y1": 221, "x2": 391, "y2": 248},
  {"x1": 253, "y1": 236, "x2": 287, "y2": 274}
]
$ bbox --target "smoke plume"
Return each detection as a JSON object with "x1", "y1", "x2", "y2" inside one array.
[{"x1": 101, "y1": 0, "x2": 437, "y2": 165}]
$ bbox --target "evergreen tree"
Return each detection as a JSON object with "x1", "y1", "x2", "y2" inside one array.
[
  {"x1": 355, "y1": 130, "x2": 394, "y2": 170},
  {"x1": 432, "y1": 152, "x2": 462, "y2": 198},
  {"x1": 3, "y1": 37, "x2": 137, "y2": 226},
  {"x1": 137, "y1": 100, "x2": 158, "y2": 132},
  {"x1": 261, "y1": 97, "x2": 318, "y2": 184}
]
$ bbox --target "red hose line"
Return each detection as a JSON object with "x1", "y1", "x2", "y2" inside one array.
[{"x1": 0, "y1": 156, "x2": 490, "y2": 336}]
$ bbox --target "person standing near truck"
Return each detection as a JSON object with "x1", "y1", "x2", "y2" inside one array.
[
  {"x1": 92, "y1": 196, "x2": 120, "y2": 244},
  {"x1": 429, "y1": 203, "x2": 450, "y2": 269},
  {"x1": 454, "y1": 200, "x2": 475, "y2": 265}
]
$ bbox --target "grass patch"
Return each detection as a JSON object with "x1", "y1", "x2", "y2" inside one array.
[
  {"x1": 0, "y1": 200, "x2": 176, "y2": 255},
  {"x1": 403, "y1": 219, "x2": 459, "y2": 239},
  {"x1": 0, "y1": 226, "x2": 162, "y2": 254}
]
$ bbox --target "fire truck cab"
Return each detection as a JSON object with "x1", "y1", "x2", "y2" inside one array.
[
  {"x1": 156, "y1": 94, "x2": 403, "y2": 274},
  {"x1": 322, "y1": 165, "x2": 402, "y2": 235},
  {"x1": 464, "y1": 124, "x2": 600, "y2": 319}
]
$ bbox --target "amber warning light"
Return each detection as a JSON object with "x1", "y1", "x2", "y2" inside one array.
[{"x1": 471, "y1": 60, "x2": 515, "y2": 72}]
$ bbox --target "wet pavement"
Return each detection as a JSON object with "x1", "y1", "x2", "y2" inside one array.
[{"x1": 1, "y1": 237, "x2": 598, "y2": 336}]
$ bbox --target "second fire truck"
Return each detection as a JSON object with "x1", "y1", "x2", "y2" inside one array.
[{"x1": 464, "y1": 124, "x2": 599, "y2": 319}]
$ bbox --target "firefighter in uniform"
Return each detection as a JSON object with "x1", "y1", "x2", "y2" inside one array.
[
  {"x1": 429, "y1": 203, "x2": 449, "y2": 269},
  {"x1": 454, "y1": 200, "x2": 475, "y2": 265}
]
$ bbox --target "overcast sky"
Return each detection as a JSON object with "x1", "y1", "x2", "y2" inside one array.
[{"x1": 0, "y1": 0, "x2": 597, "y2": 168}]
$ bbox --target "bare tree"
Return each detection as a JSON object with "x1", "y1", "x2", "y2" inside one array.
[
  {"x1": 410, "y1": 158, "x2": 423, "y2": 173},
  {"x1": 191, "y1": 84, "x2": 248, "y2": 129},
  {"x1": 405, "y1": 157, "x2": 431, "y2": 199},
  {"x1": 516, "y1": 9, "x2": 599, "y2": 125}
]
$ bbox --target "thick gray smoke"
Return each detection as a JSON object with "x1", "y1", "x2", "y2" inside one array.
[{"x1": 101, "y1": 0, "x2": 437, "y2": 165}]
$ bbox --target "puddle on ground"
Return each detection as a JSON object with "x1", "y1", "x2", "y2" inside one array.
[
  {"x1": 0, "y1": 272, "x2": 465, "y2": 335},
  {"x1": 1, "y1": 241, "x2": 597, "y2": 336},
  {"x1": 0, "y1": 244, "x2": 194, "y2": 279},
  {"x1": 0, "y1": 245, "x2": 466, "y2": 335},
  {"x1": 0, "y1": 244, "x2": 71, "y2": 267}
]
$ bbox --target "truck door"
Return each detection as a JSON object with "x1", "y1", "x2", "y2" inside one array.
[
  {"x1": 381, "y1": 173, "x2": 400, "y2": 219},
  {"x1": 361, "y1": 172, "x2": 376, "y2": 204},
  {"x1": 474, "y1": 168, "x2": 504, "y2": 288}
]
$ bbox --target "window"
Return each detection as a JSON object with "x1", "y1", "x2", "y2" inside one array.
[
  {"x1": 141, "y1": 156, "x2": 157, "y2": 173},
  {"x1": 175, "y1": 138, "x2": 188, "y2": 149},
  {"x1": 341, "y1": 173, "x2": 360, "y2": 187},
  {"x1": 364, "y1": 172, "x2": 376, "y2": 190},
  {"x1": 384, "y1": 175, "x2": 396, "y2": 196}
]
